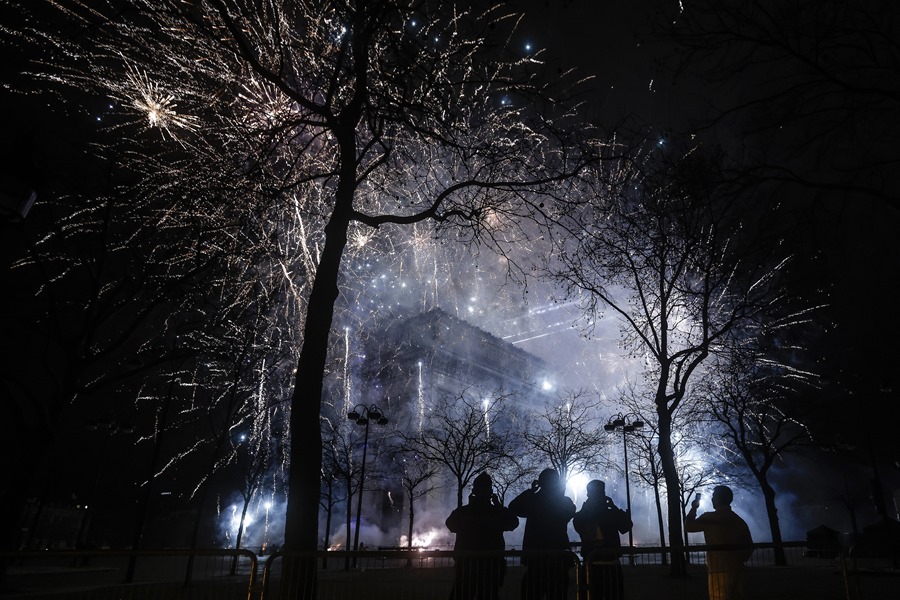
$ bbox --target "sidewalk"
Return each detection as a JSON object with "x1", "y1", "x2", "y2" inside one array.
[
  {"x1": 279, "y1": 562, "x2": 899, "y2": 600},
  {"x1": 3, "y1": 551, "x2": 899, "y2": 599}
]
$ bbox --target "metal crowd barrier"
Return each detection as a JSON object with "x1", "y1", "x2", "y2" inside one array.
[{"x1": 3, "y1": 543, "x2": 898, "y2": 599}]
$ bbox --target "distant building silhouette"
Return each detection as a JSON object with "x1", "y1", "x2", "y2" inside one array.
[
  {"x1": 360, "y1": 308, "x2": 556, "y2": 427},
  {"x1": 352, "y1": 308, "x2": 557, "y2": 543}
]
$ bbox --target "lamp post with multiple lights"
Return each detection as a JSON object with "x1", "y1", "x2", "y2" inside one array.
[
  {"x1": 347, "y1": 403, "x2": 389, "y2": 566},
  {"x1": 604, "y1": 412, "x2": 644, "y2": 564}
]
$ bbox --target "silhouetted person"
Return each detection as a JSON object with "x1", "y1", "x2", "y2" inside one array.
[
  {"x1": 573, "y1": 480, "x2": 632, "y2": 600},
  {"x1": 508, "y1": 468, "x2": 576, "y2": 600},
  {"x1": 446, "y1": 472, "x2": 520, "y2": 600},
  {"x1": 684, "y1": 485, "x2": 753, "y2": 600}
]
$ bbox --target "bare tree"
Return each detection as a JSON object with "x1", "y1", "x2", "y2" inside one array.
[
  {"x1": 698, "y1": 351, "x2": 813, "y2": 565},
  {"x1": 402, "y1": 392, "x2": 516, "y2": 509},
  {"x1": 0, "y1": 112, "x2": 305, "y2": 560},
  {"x1": 227, "y1": 438, "x2": 270, "y2": 574},
  {"x1": 392, "y1": 450, "x2": 440, "y2": 560},
  {"x1": 0, "y1": 183, "x2": 245, "y2": 553},
  {"x1": 631, "y1": 426, "x2": 668, "y2": 563},
  {"x1": 619, "y1": 383, "x2": 669, "y2": 562},
  {"x1": 830, "y1": 473, "x2": 870, "y2": 537},
  {"x1": 522, "y1": 390, "x2": 609, "y2": 483},
  {"x1": 321, "y1": 409, "x2": 392, "y2": 567},
  {"x1": 320, "y1": 418, "x2": 354, "y2": 561},
  {"x1": 618, "y1": 381, "x2": 716, "y2": 564},
  {"x1": 549, "y1": 146, "x2": 808, "y2": 575},
  {"x1": 668, "y1": 0, "x2": 900, "y2": 210}
]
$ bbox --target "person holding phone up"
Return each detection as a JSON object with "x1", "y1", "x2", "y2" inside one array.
[
  {"x1": 685, "y1": 485, "x2": 754, "y2": 600},
  {"x1": 509, "y1": 468, "x2": 576, "y2": 600},
  {"x1": 573, "y1": 479, "x2": 632, "y2": 600}
]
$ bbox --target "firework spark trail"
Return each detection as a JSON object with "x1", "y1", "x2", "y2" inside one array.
[
  {"x1": 255, "y1": 359, "x2": 268, "y2": 441},
  {"x1": 343, "y1": 327, "x2": 352, "y2": 417},
  {"x1": 417, "y1": 360, "x2": 425, "y2": 432}
]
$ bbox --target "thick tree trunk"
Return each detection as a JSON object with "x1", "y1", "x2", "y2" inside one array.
[
  {"x1": 345, "y1": 481, "x2": 353, "y2": 570},
  {"x1": 657, "y1": 407, "x2": 687, "y2": 577},
  {"x1": 321, "y1": 494, "x2": 332, "y2": 569},
  {"x1": 760, "y1": 478, "x2": 787, "y2": 566},
  {"x1": 653, "y1": 480, "x2": 668, "y2": 566},
  {"x1": 280, "y1": 224, "x2": 346, "y2": 595},
  {"x1": 406, "y1": 499, "x2": 415, "y2": 568},
  {"x1": 284, "y1": 227, "x2": 344, "y2": 548},
  {"x1": 282, "y1": 129, "x2": 357, "y2": 596},
  {"x1": 407, "y1": 501, "x2": 415, "y2": 552}
]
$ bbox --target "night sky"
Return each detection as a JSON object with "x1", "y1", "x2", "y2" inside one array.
[{"x1": 2, "y1": 0, "x2": 899, "y2": 551}]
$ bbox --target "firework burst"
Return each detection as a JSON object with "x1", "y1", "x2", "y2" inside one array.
[{"x1": 125, "y1": 65, "x2": 200, "y2": 138}]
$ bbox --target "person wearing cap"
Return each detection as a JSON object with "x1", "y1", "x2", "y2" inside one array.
[
  {"x1": 573, "y1": 479, "x2": 632, "y2": 600},
  {"x1": 684, "y1": 485, "x2": 753, "y2": 600},
  {"x1": 508, "y1": 468, "x2": 577, "y2": 600},
  {"x1": 446, "y1": 472, "x2": 520, "y2": 600}
]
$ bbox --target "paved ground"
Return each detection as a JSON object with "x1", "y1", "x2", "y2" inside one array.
[
  {"x1": 279, "y1": 562, "x2": 899, "y2": 600},
  {"x1": 3, "y1": 553, "x2": 899, "y2": 599}
]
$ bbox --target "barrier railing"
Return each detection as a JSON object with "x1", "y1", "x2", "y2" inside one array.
[
  {"x1": 1, "y1": 548, "x2": 257, "y2": 599},
  {"x1": 3, "y1": 542, "x2": 898, "y2": 599}
]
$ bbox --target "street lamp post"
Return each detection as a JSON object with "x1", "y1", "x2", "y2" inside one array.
[
  {"x1": 347, "y1": 403, "x2": 389, "y2": 567},
  {"x1": 604, "y1": 412, "x2": 644, "y2": 565}
]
